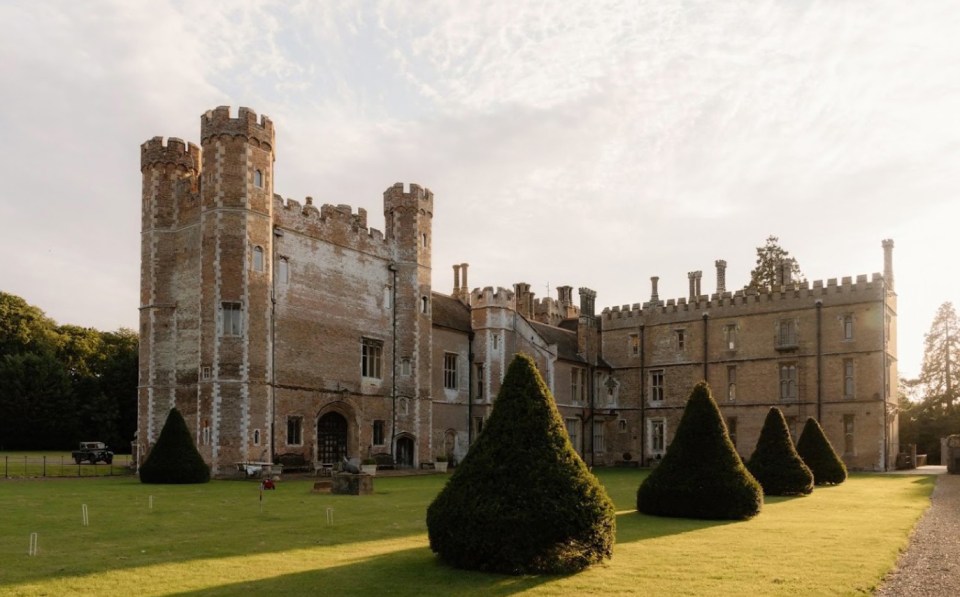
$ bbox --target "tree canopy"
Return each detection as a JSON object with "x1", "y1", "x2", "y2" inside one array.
[
  {"x1": 748, "y1": 235, "x2": 804, "y2": 290},
  {"x1": 0, "y1": 291, "x2": 138, "y2": 451}
]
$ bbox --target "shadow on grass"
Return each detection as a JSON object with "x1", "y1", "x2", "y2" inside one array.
[
  {"x1": 615, "y1": 510, "x2": 738, "y2": 543},
  {"x1": 170, "y1": 546, "x2": 555, "y2": 597}
]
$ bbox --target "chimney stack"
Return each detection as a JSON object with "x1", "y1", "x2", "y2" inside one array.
[
  {"x1": 460, "y1": 263, "x2": 469, "y2": 294},
  {"x1": 650, "y1": 276, "x2": 660, "y2": 304},
  {"x1": 578, "y1": 287, "x2": 596, "y2": 318},
  {"x1": 452, "y1": 264, "x2": 461, "y2": 297},
  {"x1": 715, "y1": 260, "x2": 727, "y2": 294},
  {"x1": 688, "y1": 271, "x2": 702, "y2": 301},
  {"x1": 882, "y1": 239, "x2": 895, "y2": 291}
]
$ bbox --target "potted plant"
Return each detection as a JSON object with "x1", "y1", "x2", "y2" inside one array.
[
  {"x1": 361, "y1": 457, "x2": 377, "y2": 476},
  {"x1": 435, "y1": 454, "x2": 449, "y2": 473}
]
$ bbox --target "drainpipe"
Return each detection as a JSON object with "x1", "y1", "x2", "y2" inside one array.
[
  {"x1": 270, "y1": 227, "x2": 281, "y2": 461},
  {"x1": 389, "y1": 263, "x2": 399, "y2": 457},
  {"x1": 816, "y1": 299, "x2": 823, "y2": 422},
  {"x1": 880, "y1": 282, "x2": 888, "y2": 471}
]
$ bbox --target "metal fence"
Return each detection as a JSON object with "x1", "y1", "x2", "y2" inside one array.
[{"x1": 2, "y1": 455, "x2": 136, "y2": 478}]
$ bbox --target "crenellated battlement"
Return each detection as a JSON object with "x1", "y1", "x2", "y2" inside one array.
[
  {"x1": 383, "y1": 182, "x2": 434, "y2": 216},
  {"x1": 140, "y1": 136, "x2": 200, "y2": 172},
  {"x1": 470, "y1": 286, "x2": 515, "y2": 309},
  {"x1": 200, "y1": 106, "x2": 274, "y2": 150},
  {"x1": 601, "y1": 272, "x2": 888, "y2": 323},
  {"x1": 271, "y1": 194, "x2": 388, "y2": 254}
]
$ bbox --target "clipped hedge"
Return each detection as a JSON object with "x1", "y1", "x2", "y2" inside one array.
[
  {"x1": 796, "y1": 417, "x2": 847, "y2": 485},
  {"x1": 139, "y1": 407, "x2": 210, "y2": 484},
  {"x1": 426, "y1": 354, "x2": 616, "y2": 575},
  {"x1": 747, "y1": 407, "x2": 814, "y2": 496},
  {"x1": 637, "y1": 381, "x2": 762, "y2": 520}
]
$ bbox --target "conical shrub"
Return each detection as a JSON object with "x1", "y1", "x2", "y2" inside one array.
[
  {"x1": 637, "y1": 381, "x2": 762, "y2": 519},
  {"x1": 139, "y1": 407, "x2": 210, "y2": 484},
  {"x1": 426, "y1": 354, "x2": 616, "y2": 574},
  {"x1": 796, "y1": 417, "x2": 847, "y2": 485},
  {"x1": 747, "y1": 408, "x2": 813, "y2": 496}
]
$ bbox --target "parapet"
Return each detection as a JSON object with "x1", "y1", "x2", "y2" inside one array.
[
  {"x1": 272, "y1": 195, "x2": 387, "y2": 255},
  {"x1": 200, "y1": 106, "x2": 275, "y2": 150},
  {"x1": 141, "y1": 136, "x2": 200, "y2": 172},
  {"x1": 601, "y1": 272, "x2": 887, "y2": 323},
  {"x1": 383, "y1": 182, "x2": 434, "y2": 216},
  {"x1": 470, "y1": 286, "x2": 515, "y2": 309}
]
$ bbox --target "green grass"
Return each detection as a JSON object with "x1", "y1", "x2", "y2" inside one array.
[
  {"x1": 0, "y1": 452, "x2": 134, "y2": 479},
  {"x1": 0, "y1": 469, "x2": 934, "y2": 596}
]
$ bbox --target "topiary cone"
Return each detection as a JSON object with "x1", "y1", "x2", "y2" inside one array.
[
  {"x1": 426, "y1": 354, "x2": 616, "y2": 574},
  {"x1": 139, "y1": 407, "x2": 210, "y2": 484},
  {"x1": 636, "y1": 381, "x2": 762, "y2": 520},
  {"x1": 796, "y1": 417, "x2": 847, "y2": 485},
  {"x1": 747, "y1": 407, "x2": 814, "y2": 496}
]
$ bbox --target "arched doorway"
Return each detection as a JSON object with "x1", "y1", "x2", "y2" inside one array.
[
  {"x1": 317, "y1": 412, "x2": 348, "y2": 464},
  {"x1": 395, "y1": 435, "x2": 415, "y2": 468}
]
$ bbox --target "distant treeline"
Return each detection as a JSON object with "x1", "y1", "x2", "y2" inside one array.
[{"x1": 0, "y1": 291, "x2": 137, "y2": 452}]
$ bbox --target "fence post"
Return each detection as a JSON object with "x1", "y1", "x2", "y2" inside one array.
[{"x1": 43, "y1": 455, "x2": 46, "y2": 478}]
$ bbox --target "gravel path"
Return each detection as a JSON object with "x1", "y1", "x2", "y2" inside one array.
[{"x1": 875, "y1": 473, "x2": 960, "y2": 596}]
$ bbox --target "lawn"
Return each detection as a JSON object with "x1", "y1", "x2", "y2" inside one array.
[{"x1": 0, "y1": 469, "x2": 934, "y2": 596}]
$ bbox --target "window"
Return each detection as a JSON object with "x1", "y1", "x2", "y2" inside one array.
[
  {"x1": 201, "y1": 366, "x2": 211, "y2": 380},
  {"x1": 492, "y1": 334, "x2": 500, "y2": 350},
  {"x1": 384, "y1": 286, "x2": 392, "y2": 309},
  {"x1": 287, "y1": 416, "x2": 303, "y2": 446},
  {"x1": 421, "y1": 233, "x2": 428, "y2": 247},
  {"x1": 724, "y1": 324, "x2": 738, "y2": 350},
  {"x1": 650, "y1": 419, "x2": 666, "y2": 453},
  {"x1": 593, "y1": 422, "x2": 606, "y2": 453},
  {"x1": 220, "y1": 302, "x2": 242, "y2": 336},
  {"x1": 727, "y1": 366, "x2": 737, "y2": 401},
  {"x1": 361, "y1": 338, "x2": 383, "y2": 379},
  {"x1": 779, "y1": 363, "x2": 798, "y2": 401},
  {"x1": 400, "y1": 358, "x2": 411, "y2": 377},
  {"x1": 843, "y1": 314, "x2": 854, "y2": 340},
  {"x1": 777, "y1": 319, "x2": 798, "y2": 348},
  {"x1": 473, "y1": 416, "x2": 484, "y2": 437},
  {"x1": 618, "y1": 419, "x2": 628, "y2": 433},
  {"x1": 566, "y1": 418, "x2": 581, "y2": 453},
  {"x1": 201, "y1": 421, "x2": 211, "y2": 446},
  {"x1": 474, "y1": 363, "x2": 484, "y2": 401},
  {"x1": 726, "y1": 417, "x2": 737, "y2": 448},
  {"x1": 650, "y1": 370, "x2": 664, "y2": 402},
  {"x1": 843, "y1": 359, "x2": 855, "y2": 399},
  {"x1": 253, "y1": 169, "x2": 263, "y2": 188},
  {"x1": 252, "y1": 246, "x2": 264, "y2": 272},
  {"x1": 373, "y1": 420, "x2": 385, "y2": 445},
  {"x1": 253, "y1": 429, "x2": 260, "y2": 446},
  {"x1": 629, "y1": 333, "x2": 640, "y2": 356},
  {"x1": 278, "y1": 257, "x2": 289, "y2": 284},
  {"x1": 571, "y1": 367, "x2": 587, "y2": 403},
  {"x1": 421, "y1": 296, "x2": 429, "y2": 314},
  {"x1": 675, "y1": 329, "x2": 686, "y2": 350},
  {"x1": 843, "y1": 414, "x2": 855, "y2": 454},
  {"x1": 443, "y1": 353, "x2": 458, "y2": 390},
  {"x1": 398, "y1": 397, "x2": 409, "y2": 416}
]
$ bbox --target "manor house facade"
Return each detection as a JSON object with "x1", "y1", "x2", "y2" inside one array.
[{"x1": 138, "y1": 106, "x2": 899, "y2": 476}]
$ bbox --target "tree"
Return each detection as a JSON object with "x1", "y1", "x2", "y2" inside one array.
[
  {"x1": 636, "y1": 382, "x2": 763, "y2": 520},
  {"x1": 795, "y1": 418, "x2": 847, "y2": 485},
  {"x1": 918, "y1": 302, "x2": 960, "y2": 411},
  {"x1": 426, "y1": 354, "x2": 616, "y2": 574},
  {"x1": 746, "y1": 408, "x2": 813, "y2": 496},
  {"x1": 0, "y1": 352, "x2": 76, "y2": 450},
  {"x1": 0, "y1": 291, "x2": 58, "y2": 357},
  {"x1": 139, "y1": 408, "x2": 210, "y2": 484},
  {"x1": 748, "y1": 236, "x2": 804, "y2": 290}
]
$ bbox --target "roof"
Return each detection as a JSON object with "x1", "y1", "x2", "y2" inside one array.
[
  {"x1": 528, "y1": 320, "x2": 585, "y2": 363},
  {"x1": 431, "y1": 293, "x2": 471, "y2": 333}
]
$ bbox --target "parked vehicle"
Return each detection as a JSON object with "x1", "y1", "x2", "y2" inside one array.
[{"x1": 72, "y1": 442, "x2": 114, "y2": 464}]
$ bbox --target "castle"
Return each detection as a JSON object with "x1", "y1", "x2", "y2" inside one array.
[{"x1": 138, "y1": 106, "x2": 899, "y2": 476}]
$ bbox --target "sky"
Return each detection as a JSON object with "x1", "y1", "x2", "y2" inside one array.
[{"x1": 1, "y1": 0, "x2": 958, "y2": 379}]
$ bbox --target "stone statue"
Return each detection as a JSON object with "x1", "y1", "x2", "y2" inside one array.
[{"x1": 341, "y1": 456, "x2": 361, "y2": 474}]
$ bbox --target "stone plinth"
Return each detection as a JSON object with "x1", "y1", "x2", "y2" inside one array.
[{"x1": 331, "y1": 473, "x2": 373, "y2": 495}]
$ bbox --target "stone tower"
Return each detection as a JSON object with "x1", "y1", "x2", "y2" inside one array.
[
  {"x1": 196, "y1": 107, "x2": 275, "y2": 472},
  {"x1": 383, "y1": 183, "x2": 434, "y2": 457}
]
